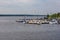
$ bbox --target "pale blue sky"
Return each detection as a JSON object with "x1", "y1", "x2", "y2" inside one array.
[{"x1": 0, "y1": 0, "x2": 60, "y2": 15}]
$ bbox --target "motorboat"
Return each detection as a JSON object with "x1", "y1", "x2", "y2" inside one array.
[
  {"x1": 49, "y1": 19, "x2": 58, "y2": 24},
  {"x1": 16, "y1": 19, "x2": 26, "y2": 23}
]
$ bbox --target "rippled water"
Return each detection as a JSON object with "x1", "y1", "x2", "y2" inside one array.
[{"x1": 0, "y1": 16, "x2": 60, "y2": 40}]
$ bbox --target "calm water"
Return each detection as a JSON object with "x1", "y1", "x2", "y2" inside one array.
[{"x1": 0, "y1": 16, "x2": 60, "y2": 40}]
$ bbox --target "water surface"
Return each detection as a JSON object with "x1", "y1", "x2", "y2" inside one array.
[{"x1": 0, "y1": 16, "x2": 60, "y2": 40}]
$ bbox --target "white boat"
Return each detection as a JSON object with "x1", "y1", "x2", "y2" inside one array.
[
  {"x1": 49, "y1": 21, "x2": 57, "y2": 24},
  {"x1": 49, "y1": 19, "x2": 58, "y2": 24},
  {"x1": 23, "y1": 21, "x2": 26, "y2": 24}
]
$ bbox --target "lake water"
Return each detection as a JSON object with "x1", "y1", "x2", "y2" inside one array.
[{"x1": 0, "y1": 16, "x2": 60, "y2": 40}]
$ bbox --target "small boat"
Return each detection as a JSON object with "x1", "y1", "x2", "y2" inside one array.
[
  {"x1": 23, "y1": 21, "x2": 26, "y2": 24},
  {"x1": 49, "y1": 19, "x2": 58, "y2": 24},
  {"x1": 49, "y1": 21, "x2": 57, "y2": 24},
  {"x1": 16, "y1": 20, "x2": 23, "y2": 22},
  {"x1": 16, "y1": 19, "x2": 25, "y2": 23}
]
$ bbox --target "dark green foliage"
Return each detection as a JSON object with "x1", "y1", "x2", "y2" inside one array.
[
  {"x1": 48, "y1": 12, "x2": 60, "y2": 19},
  {"x1": 47, "y1": 14, "x2": 49, "y2": 19}
]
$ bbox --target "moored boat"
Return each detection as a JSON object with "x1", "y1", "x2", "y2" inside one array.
[
  {"x1": 49, "y1": 19, "x2": 58, "y2": 24},
  {"x1": 16, "y1": 19, "x2": 25, "y2": 23}
]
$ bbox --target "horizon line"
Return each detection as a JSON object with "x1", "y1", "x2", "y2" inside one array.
[{"x1": 0, "y1": 14, "x2": 47, "y2": 16}]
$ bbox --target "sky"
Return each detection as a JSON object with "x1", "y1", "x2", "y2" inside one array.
[{"x1": 0, "y1": 0, "x2": 60, "y2": 15}]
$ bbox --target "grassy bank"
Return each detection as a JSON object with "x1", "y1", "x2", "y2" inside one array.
[{"x1": 47, "y1": 13, "x2": 60, "y2": 19}]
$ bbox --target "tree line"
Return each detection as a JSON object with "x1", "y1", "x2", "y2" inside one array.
[{"x1": 47, "y1": 13, "x2": 60, "y2": 19}]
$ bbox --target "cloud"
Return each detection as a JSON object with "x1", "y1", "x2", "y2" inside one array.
[
  {"x1": 0, "y1": 0, "x2": 35, "y2": 5},
  {"x1": 0, "y1": 7, "x2": 41, "y2": 14},
  {"x1": 16, "y1": 0, "x2": 33, "y2": 3},
  {"x1": 0, "y1": 0, "x2": 60, "y2": 15}
]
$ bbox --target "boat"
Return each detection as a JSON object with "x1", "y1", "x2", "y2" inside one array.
[
  {"x1": 49, "y1": 19, "x2": 58, "y2": 24},
  {"x1": 16, "y1": 19, "x2": 26, "y2": 23},
  {"x1": 26, "y1": 20, "x2": 41, "y2": 25}
]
